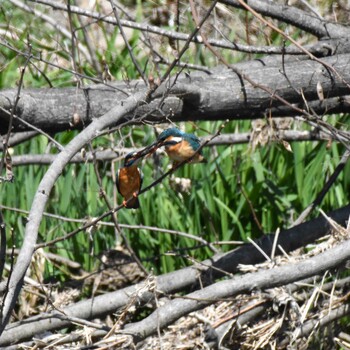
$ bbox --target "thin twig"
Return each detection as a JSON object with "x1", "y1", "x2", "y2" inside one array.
[
  {"x1": 0, "y1": 39, "x2": 128, "y2": 95},
  {"x1": 189, "y1": 0, "x2": 229, "y2": 67},
  {"x1": 146, "y1": 0, "x2": 219, "y2": 100},
  {"x1": 270, "y1": 227, "x2": 280, "y2": 260},
  {"x1": 292, "y1": 148, "x2": 350, "y2": 226},
  {"x1": 88, "y1": 142, "x2": 148, "y2": 275},
  {"x1": 236, "y1": 167, "x2": 263, "y2": 233},
  {"x1": 0, "y1": 45, "x2": 32, "y2": 179},
  {"x1": 246, "y1": 237, "x2": 271, "y2": 262},
  {"x1": 0, "y1": 211, "x2": 6, "y2": 281},
  {"x1": 35, "y1": 122, "x2": 228, "y2": 250},
  {"x1": 9, "y1": 0, "x2": 91, "y2": 60},
  {"x1": 0, "y1": 108, "x2": 64, "y2": 151},
  {"x1": 0, "y1": 131, "x2": 38, "y2": 151},
  {"x1": 0, "y1": 204, "x2": 218, "y2": 251},
  {"x1": 108, "y1": 0, "x2": 147, "y2": 85},
  {"x1": 28, "y1": 0, "x2": 329, "y2": 55}
]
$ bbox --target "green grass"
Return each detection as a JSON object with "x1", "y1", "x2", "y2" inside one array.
[{"x1": 2, "y1": 121, "x2": 349, "y2": 277}]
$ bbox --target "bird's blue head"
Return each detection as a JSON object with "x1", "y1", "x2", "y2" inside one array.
[
  {"x1": 123, "y1": 151, "x2": 141, "y2": 167},
  {"x1": 157, "y1": 128, "x2": 184, "y2": 141}
]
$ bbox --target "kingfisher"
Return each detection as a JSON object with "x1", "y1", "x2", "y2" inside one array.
[
  {"x1": 116, "y1": 151, "x2": 143, "y2": 209},
  {"x1": 156, "y1": 127, "x2": 207, "y2": 166}
]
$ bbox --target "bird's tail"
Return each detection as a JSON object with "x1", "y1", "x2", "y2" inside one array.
[{"x1": 125, "y1": 197, "x2": 140, "y2": 209}]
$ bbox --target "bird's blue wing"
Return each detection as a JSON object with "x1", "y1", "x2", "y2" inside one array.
[{"x1": 186, "y1": 133, "x2": 201, "y2": 151}]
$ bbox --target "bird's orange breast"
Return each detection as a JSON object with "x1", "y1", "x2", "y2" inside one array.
[
  {"x1": 165, "y1": 140, "x2": 204, "y2": 163},
  {"x1": 118, "y1": 166, "x2": 141, "y2": 199},
  {"x1": 166, "y1": 140, "x2": 194, "y2": 161}
]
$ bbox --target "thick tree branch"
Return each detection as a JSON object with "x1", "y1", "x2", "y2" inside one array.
[
  {"x1": 122, "y1": 238, "x2": 350, "y2": 341},
  {"x1": 208, "y1": 204, "x2": 350, "y2": 278},
  {"x1": 10, "y1": 149, "x2": 124, "y2": 166},
  {"x1": 2, "y1": 53, "x2": 350, "y2": 133}
]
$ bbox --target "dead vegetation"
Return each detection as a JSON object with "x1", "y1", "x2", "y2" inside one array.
[{"x1": 6, "y1": 214, "x2": 349, "y2": 349}]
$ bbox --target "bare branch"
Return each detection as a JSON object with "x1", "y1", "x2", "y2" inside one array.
[
  {"x1": 280, "y1": 303, "x2": 350, "y2": 346},
  {"x1": 8, "y1": 0, "x2": 92, "y2": 61},
  {"x1": 2, "y1": 54, "x2": 350, "y2": 133},
  {"x1": 8, "y1": 129, "x2": 341, "y2": 166},
  {"x1": 220, "y1": 0, "x2": 350, "y2": 38},
  {"x1": 0, "y1": 211, "x2": 6, "y2": 281},
  {"x1": 108, "y1": 0, "x2": 148, "y2": 85},
  {"x1": 27, "y1": 0, "x2": 331, "y2": 56},
  {"x1": 292, "y1": 148, "x2": 350, "y2": 226},
  {"x1": 0, "y1": 131, "x2": 38, "y2": 151},
  {"x1": 122, "y1": 238, "x2": 350, "y2": 341},
  {"x1": 10, "y1": 149, "x2": 124, "y2": 166},
  {"x1": 1, "y1": 234, "x2": 349, "y2": 346},
  {"x1": 0, "y1": 91, "x2": 147, "y2": 335},
  {"x1": 0, "y1": 204, "x2": 220, "y2": 254},
  {"x1": 0, "y1": 204, "x2": 348, "y2": 345}
]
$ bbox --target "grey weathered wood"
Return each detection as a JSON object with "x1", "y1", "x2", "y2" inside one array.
[{"x1": 2, "y1": 52, "x2": 350, "y2": 134}]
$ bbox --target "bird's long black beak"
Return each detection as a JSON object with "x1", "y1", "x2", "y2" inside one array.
[
  {"x1": 133, "y1": 138, "x2": 181, "y2": 161},
  {"x1": 134, "y1": 140, "x2": 162, "y2": 159}
]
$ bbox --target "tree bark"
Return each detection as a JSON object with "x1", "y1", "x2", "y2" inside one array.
[{"x1": 2, "y1": 52, "x2": 350, "y2": 134}]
